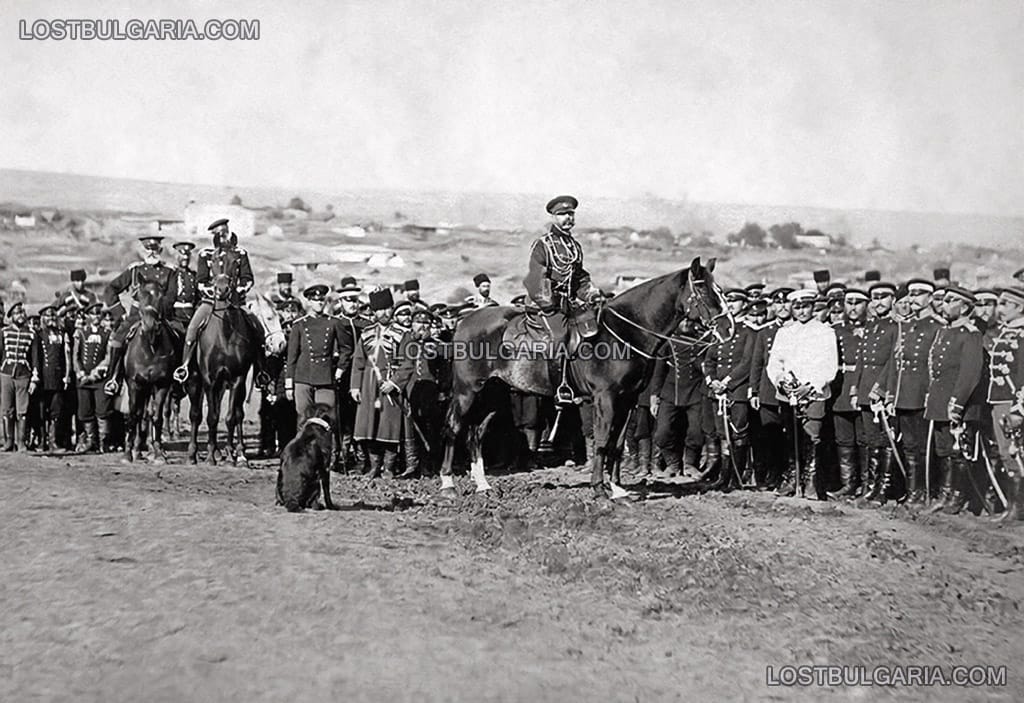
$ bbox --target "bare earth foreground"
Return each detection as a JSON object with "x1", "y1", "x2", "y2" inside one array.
[{"x1": 2, "y1": 448, "x2": 1023, "y2": 702}]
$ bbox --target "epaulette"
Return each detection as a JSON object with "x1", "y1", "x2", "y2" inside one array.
[
  {"x1": 235, "y1": 246, "x2": 248, "y2": 255},
  {"x1": 292, "y1": 314, "x2": 311, "y2": 324}
]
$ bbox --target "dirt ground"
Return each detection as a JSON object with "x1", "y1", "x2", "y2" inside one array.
[{"x1": 2, "y1": 444, "x2": 1023, "y2": 702}]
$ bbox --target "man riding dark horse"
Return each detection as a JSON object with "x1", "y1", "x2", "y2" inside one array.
[
  {"x1": 174, "y1": 218, "x2": 267, "y2": 384},
  {"x1": 522, "y1": 194, "x2": 602, "y2": 401},
  {"x1": 103, "y1": 235, "x2": 178, "y2": 393}
]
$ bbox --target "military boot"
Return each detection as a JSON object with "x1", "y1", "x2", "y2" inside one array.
[
  {"x1": 726, "y1": 444, "x2": 749, "y2": 493},
  {"x1": 802, "y1": 440, "x2": 823, "y2": 500},
  {"x1": 636, "y1": 437, "x2": 653, "y2": 477},
  {"x1": 15, "y1": 416, "x2": 28, "y2": 452},
  {"x1": 98, "y1": 419, "x2": 113, "y2": 454},
  {"x1": 829, "y1": 445, "x2": 859, "y2": 499},
  {"x1": 398, "y1": 436, "x2": 420, "y2": 478},
  {"x1": 382, "y1": 445, "x2": 401, "y2": 478},
  {"x1": 172, "y1": 340, "x2": 197, "y2": 384},
  {"x1": 703, "y1": 439, "x2": 726, "y2": 490},
  {"x1": 104, "y1": 343, "x2": 128, "y2": 394},
  {"x1": 992, "y1": 476, "x2": 1021, "y2": 523},
  {"x1": 47, "y1": 421, "x2": 65, "y2": 454},
  {"x1": 366, "y1": 448, "x2": 384, "y2": 479},
  {"x1": 3, "y1": 417, "x2": 15, "y2": 452},
  {"x1": 775, "y1": 455, "x2": 797, "y2": 497},
  {"x1": 927, "y1": 456, "x2": 956, "y2": 513},
  {"x1": 655, "y1": 447, "x2": 682, "y2": 479},
  {"x1": 682, "y1": 445, "x2": 701, "y2": 479},
  {"x1": 872, "y1": 448, "x2": 904, "y2": 505},
  {"x1": 904, "y1": 451, "x2": 926, "y2": 505},
  {"x1": 856, "y1": 447, "x2": 882, "y2": 503},
  {"x1": 943, "y1": 458, "x2": 971, "y2": 515}
]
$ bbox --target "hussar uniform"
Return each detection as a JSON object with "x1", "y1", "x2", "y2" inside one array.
[
  {"x1": 74, "y1": 308, "x2": 114, "y2": 452},
  {"x1": 985, "y1": 288, "x2": 1024, "y2": 520},
  {"x1": 0, "y1": 305, "x2": 39, "y2": 450}
]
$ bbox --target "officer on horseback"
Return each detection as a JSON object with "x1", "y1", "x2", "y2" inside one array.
[
  {"x1": 522, "y1": 195, "x2": 602, "y2": 401},
  {"x1": 174, "y1": 218, "x2": 262, "y2": 382},
  {"x1": 102, "y1": 235, "x2": 174, "y2": 393}
]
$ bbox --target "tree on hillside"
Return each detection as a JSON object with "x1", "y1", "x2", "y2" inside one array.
[
  {"x1": 288, "y1": 196, "x2": 310, "y2": 212},
  {"x1": 229, "y1": 194, "x2": 243, "y2": 206},
  {"x1": 769, "y1": 222, "x2": 803, "y2": 249},
  {"x1": 727, "y1": 222, "x2": 767, "y2": 248}
]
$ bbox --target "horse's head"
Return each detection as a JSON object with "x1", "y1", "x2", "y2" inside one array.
[
  {"x1": 212, "y1": 274, "x2": 232, "y2": 302},
  {"x1": 249, "y1": 294, "x2": 287, "y2": 356},
  {"x1": 680, "y1": 256, "x2": 734, "y2": 344},
  {"x1": 137, "y1": 282, "x2": 164, "y2": 332}
]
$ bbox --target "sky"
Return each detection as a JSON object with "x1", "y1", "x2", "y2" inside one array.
[{"x1": 1, "y1": 0, "x2": 1022, "y2": 216}]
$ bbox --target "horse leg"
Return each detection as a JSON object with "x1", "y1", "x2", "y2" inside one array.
[
  {"x1": 440, "y1": 387, "x2": 476, "y2": 495},
  {"x1": 589, "y1": 392, "x2": 614, "y2": 497},
  {"x1": 469, "y1": 411, "x2": 497, "y2": 493},
  {"x1": 187, "y1": 384, "x2": 202, "y2": 465},
  {"x1": 206, "y1": 384, "x2": 224, "y2": 465},
  {"x1": 229, "y1": 376, "x2": 249, "y2": 467},
  {"x1": 150, "y1": 386, "x2": 169, "y2": 464},
  {"x1": 605, "y1": 397, "x2": 633, "y2": 498}
]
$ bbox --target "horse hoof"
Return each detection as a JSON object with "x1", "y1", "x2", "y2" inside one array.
[
  {"x1": 150, "y1": 455, "x2": 166, "y2": 466},
  {"x1": 438, "y1": 487, "x2": 458, "y2": 501},
  {"x1": 591, "y1": 483, "x2": 610, "y2": 500},
  {"x1": 235, "y1": 456, "x2": 249, "y2": 468},
  {"x1": 188, "y1": 457, "x2": 198, "y2": 466}
]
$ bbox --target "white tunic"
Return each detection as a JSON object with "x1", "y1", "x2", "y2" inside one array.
[{"x1": 767, "y1": 319, "x2": 838, "y2": 401}]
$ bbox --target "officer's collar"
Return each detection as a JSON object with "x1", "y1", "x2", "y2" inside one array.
[
  {"x1": 548, "y1": 224, "x2": 574, "y2": 238},
  {"x1": 950, "y1": 316, "x2": 976, "y2": 330},
  {"x1": 1001, "y1": 317, "x2": 1024, "y2": 329}
]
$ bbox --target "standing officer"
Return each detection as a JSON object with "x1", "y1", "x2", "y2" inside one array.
[
  {"x1": 466, "y1": 273, "x2": 499, "y2": 308},
  {"x1": 31, "y1": 306, "x2": 72, "y2": 452},
  {"x1": 767, "y1": 289, "x2": 838, "y2": 499},
  {"x1": 284, "y1": 284, "x2": 346, "y2": 422},
  {"x1": 333, "y1": 276, "x2": 370, "y2": 472},
  {"x1": 703, "y1": 289, "x2": 755, "y2": 491},
  {"x1": 926, "y1": 287, "x2": 986, "y2": 514},
  {"x1": 751, "y1": 288, "x2": 793, "y2": 491},
  {"x1": 393, "y1": 308, "x2": 444, "y2": 477},
  {"x1": 986, "y1": 287, "x2": 1024, "y2": 521},
  {"x1": 650, "y1": 319, "x2": 709, "y2": 479},
  {"x1": 168, "y1": 241, "x2": 199, "y2": 330},
  {"x1": 102, "y1": 235, "x2": 173, "y2": 393},
  {"x1": 884, "y1": 278, "x2": 942, "y2": 505},
  {"x1": 856, "y1": 281, "x2": 900, "y2": 503},
  {"x1": 259, "y1": 299, "x2": 301, "y2": 457},
  {"x1": 0, "y1": 302, "x2": 39, "y2": 451},
  {"x1": 73, "y1": 303, "x2": 113, "y2": 452},
  {"x1": 829, "y1": 288, "x2": 868, "y2": 497}
]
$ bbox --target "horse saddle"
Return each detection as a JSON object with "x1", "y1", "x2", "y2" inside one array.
[{"x1": 501, "y1": 307, "x2": 589, "y2": 359}]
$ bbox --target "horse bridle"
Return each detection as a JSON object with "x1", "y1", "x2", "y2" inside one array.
[{"x1": 599, "y1": 275, "x2": 735, "y2": 360}]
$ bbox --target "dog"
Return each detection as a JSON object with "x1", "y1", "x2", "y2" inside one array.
[{"x1": 276, "y1": 403, "x2": 338, "y2": 512}]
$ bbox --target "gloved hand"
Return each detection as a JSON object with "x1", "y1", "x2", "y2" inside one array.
[
  {"x1": 379, "y1": 380, "x2": 399, "y2": 395},
  {"x1": 948, "y1": 400, "x2": 964, "y2": 425},
  {"x1": 349, "y1": 388, "x2": 361, "y2": 403}
]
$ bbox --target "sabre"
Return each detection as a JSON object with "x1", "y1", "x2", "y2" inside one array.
[
  {"x1": 980, "y1": 440, "x2": 1008, "y2": 510},
  {"x1": 718, "y1": 394, "x2": 749, "y2": 488},
  {"x1": 875, "y1": 407, "x2": 908, "y2": 483},
  {"x1": 925, "y1": 420, "x2": 935, "y2": 506}
]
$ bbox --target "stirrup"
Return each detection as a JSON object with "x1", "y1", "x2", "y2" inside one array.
[
  {"x1": 554, "y1": 382, "x2": 576, "y2": 405},
  {"x1": 103, "y1": 379, "x2": 120, "y2": 396},
  {"x1": 173, "y1": 366, "x2": 189, "y2": 383}
]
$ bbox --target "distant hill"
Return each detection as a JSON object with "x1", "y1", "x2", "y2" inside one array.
[{"x1": 1, "y1": 168, "x2": 1020, "y2": 248}]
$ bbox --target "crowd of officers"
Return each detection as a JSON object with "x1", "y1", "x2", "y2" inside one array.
[
  {"x1": 629, "y1": 266, "x2": 1024, "y2": 522},
  {"x1": 5, "y1": 252, "x2": 1024, "y2": 525}
]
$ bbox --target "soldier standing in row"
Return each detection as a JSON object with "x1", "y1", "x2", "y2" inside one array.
[
  {"x1": 704, "y1": 289, "x2": 755, "y2": 490},
  {"x1": 767, "y1": 289, "x2": 838, "y2": 499},
  {"x1": 259, "y1": 299, "x2": 301, "y2": 457},
  {"x1": 393, "y1": 308, "x2": 444, "y2": 478},
  {"x1": 650, "y1": 319, "x2": 708, "y2": 479},
  {"x1": 987, "y1": 287, "x2": 1024, "y2": 521},
  {"x1": 284, "y1": 285, "x2": 346, "y2": 423},
  {"x1": 0, "y1": 303, "x2": 39, "y2": 451},
  {"x1": 857, "y1": 282, "x2": 900, "y2": 503},
  {"x1": 926, "y1": 287, "x2": 986, "y2": 514},
  {"x1": 828, "y1": 288, "x2": 868, "y2": 497},
  {"x1": 32, "y1": 306, "x2": 72, "y2": 452},
  {"x1": 55, "y1": 269, "x2": 98, "y2": 313},
  {"x1": 74, "y1": 303, "x2": 113, "y2": 452},
  {"x1": 751, "y1": 288, "x2": 792, "y2": 490},
  {"x1": 333, "y1": 276, "x2": 370, "y2": 473},
  {"x1": 350, "y1": 288, "x2": 406, "y2": 477}
]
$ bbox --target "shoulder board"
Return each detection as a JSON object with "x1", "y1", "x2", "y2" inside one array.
[
  {"x1": 235, "y1": 246, "x2": 248, "y2": 254},
  {"x1": 127, "y1": 261, "x2": 142, "y2": 269},
  {"x1": 199, "y1": 247, "x2": 215, "y2": 256},
  {"x1": 293, "y1": 314, "x2": 310, "y2": 324}
]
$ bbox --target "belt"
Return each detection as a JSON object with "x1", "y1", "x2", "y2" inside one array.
[
  {"x1": 840, "y1": 364, "x2": 857, "y2": 372},
  {"x1": 173, "y1": 302, "x2": 195, "y2": 309}
]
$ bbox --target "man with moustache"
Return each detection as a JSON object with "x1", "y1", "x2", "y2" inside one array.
[
  {"x1": 986, "y1": 287, "x2": 1024, "y2": 521},
  {"x1": 751, "y1": 287, "x2": 793, "y2": 491},
  {"x1": 828, "y1": 288, "x2": 868, "y2": 497}
]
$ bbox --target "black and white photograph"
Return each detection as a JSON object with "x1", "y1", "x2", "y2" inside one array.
[{"x1": 1, "y1": 0, "x2": 1022, "y2": 700}]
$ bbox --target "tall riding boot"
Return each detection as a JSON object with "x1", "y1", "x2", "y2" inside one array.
[
  {"x1": 3, "y1": 417, "x2": 14, "y2": 452},
  {"x1": 47, "y1": 420, "x2": 64, "y2": 453},
  {"x1": 775, "y1": 454, "x2": 797, "y2": 497},
  {"x1": 399, "y1": 437, "x2": 421, "y2": 478},
  {"x1": 943, "y1": 458, "x2": 971, "y2": 515},
  {"x1": 682, "y1": 445, "x2": 700, "y2": 478},
  {"x1": 857, "y1": 447, "x2": 882, "y2": 503},
  {"x1": 366, "y1": 445, "x2": 384, "y2": 479},
  {"x1": 802, "y1": 440, "x2": 821, "y2": 500},
  {"x1": 105, "y1": 343, "x2": 127, "y2": 391},
  {"x1": 872, "y1": 448, "x2": 902, "y2": 505},
  {"x1": 16, "y1": 416, "x2": 28, "y2": 452},
  {"x1": 726, "y1": 445, "x2": 749, "y2": 493},
  {"x1": 353, "y1": 440, "x2": 369, "y2": 474},
  {"x1": 637, "y1": 437, "x2": 653, "y2": 476},
  {"x1": 382, "y1": 445, "x2": 401, "y2": 478},
  {"x1": 703, "y1": 439, "x2": 725, "y2": 490},
  {"x1": 656, "y1": 447, "x2": 682, "y2": 479},
  {"x1": 97, "y1": 418, "x2": 111, "y2": 453},
  {"x1": 85, "y1": 420, "x2": 100, "y2": 453},
  {"x1": 74, "y1": 423, "x2": 90, "y2": 453},
  {"x1": 829, "y1": 445, "x2": 858, "y2": 498},
  {"x1": 992, "y1": 477, "x2": 1021, "y2": 523},
  {"x1": 927, "y1": 456, "x2": 956, "y2": 513},
  {"x1": 904, "y1": 451, "x2": 925, "y2": 505}
]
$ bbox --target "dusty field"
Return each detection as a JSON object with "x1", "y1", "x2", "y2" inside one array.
[{"x1": 2, "y1": 446, "x2": 1023, "y2": 702}]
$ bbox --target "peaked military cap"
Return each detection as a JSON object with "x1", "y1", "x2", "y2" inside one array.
[
  {"x1": 172, "y1": 241, "x2": 196, "y2": 253},
  {"x1": 138, "y1": 235, "x2": 165, "y2": 245},
  {"x1": 207, "y1": 218, "x2": 230, "y2": 231},
  {"x1": 844, "y1": 288, "x2": 869, "y2": 302},
  {"x1": 906, "y1": 278, "x2": 935, "y2": 294},
  {"x1": 869, "y1": 281, "x2": 897, "y2": 296},
  {"x1": 6, "y1": 302, "x2": 25, "y2": 318},
  {"x1": 303, "y1": 284, "x2": 329, "y2": 300},
  {"x1": 724, "y1": 288, "x2": 749, "y2": 302},
  {"x1": 787, "y1": 289, "x2": 818, "y2": 303},
  {"x1": 999, "y1": 287, "x2": 1024, "y2": 306},
  {"x1": 944, "y1": 286, "x2": 975, "y2": 305},
  {"x1": 973, "y1": 289, "x2": 999, "y2": 303},
  {"x1": 545, "y1": 195, "x2": 578, "y2": 215}
]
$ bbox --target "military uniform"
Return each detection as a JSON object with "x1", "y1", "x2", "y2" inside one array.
[
  {"x1": 392, "y1": 326, "x2": 445, "y2": 477},
  {"x1": 887, "y1": 313, "x2": 942, "y2": 502},
  {"x1": 285, "y1": 311, "x2": 346, "y2": 421},
  {"x1": 31, "y1": 320, "x2": 72, "y2": 451},
  {"x1": 333, "y1": 311, "x2": 371, "y2": 471},
  {"x1": 748, "y1": 317, "x2": 788, "y2": 488},
  {"x1": 703, "y1": 322, "x2": 755, "y2": 489},
  {"x1": 104, "y1": 260, "x2": 174, "y2": 342},
  {"x1": 169, "y1": 263, "x2": 200, "y2": 326},
  {"x1": 183, "y1": 244, "x2": 255, "y2": 343},
  {"x1": 850, "y1": 313, "x2": 900, "y2": 500},
  {"x1": 258, "y1": 319, "x2": 297, "y2": 457},
  {"x1": 650, "y1": 342, "x2": 708, "y2": 476},
  {"x1": 465, "y1": 293, "x2": 499, "y2": 309},
  {"x1": 830, "y1": 316, "x2": 865, "y2": 495},
  {"x1": 351, "y1": 321, "x2": 406, "y2": 476},
  {"x1": 986, "y1": 305, "x2": 1024, "y2": 520},
  {"x1": 0, "y1": 314, "x2": 38, "y2": 450},
  {"x1": 55, "y1": 286, "x2": 98, "y2": 313},
  {"x1": 74, "y1": 320, "x2": 113, "y2": 451}
]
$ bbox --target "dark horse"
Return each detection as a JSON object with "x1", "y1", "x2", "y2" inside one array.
[
  {"x1": 185, "y1": 275, "x2": 286, "y2": 466},
  {"x1": 439, "y1": 257, "x2": 732, "y2": 498},
  {"x1": 114, "y1": 282, "x2": 182, "y2": 463}
]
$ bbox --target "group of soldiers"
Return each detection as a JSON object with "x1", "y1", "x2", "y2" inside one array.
[
  {"x1": 3, "y1": 199, "x2": 1024, "y2": 524},
  {"x1": 629, "y1": 265, "x2": 1024, "y2": 522}
]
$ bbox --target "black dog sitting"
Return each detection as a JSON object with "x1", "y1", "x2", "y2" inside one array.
[{"x1": 276, "y1": 404, "x2": 338, "y2": 512}]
